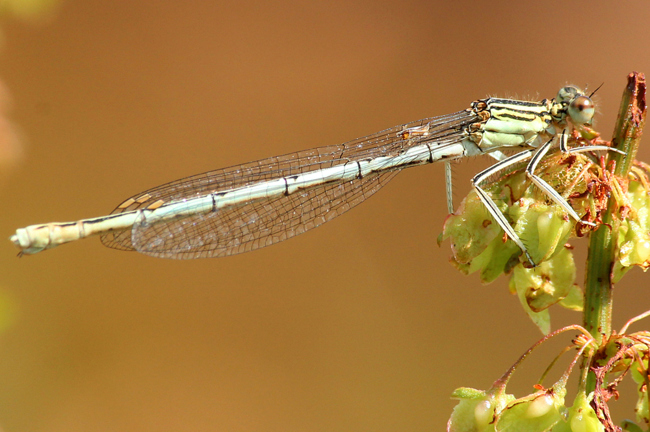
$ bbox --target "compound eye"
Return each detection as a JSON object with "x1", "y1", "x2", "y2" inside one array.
[{"x1": 568, "y1": 95, "x2": 595, "y2": 124}]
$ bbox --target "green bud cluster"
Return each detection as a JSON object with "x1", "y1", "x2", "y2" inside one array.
[
  {"x1": 448, "y1": 387, "x2": 606, "y2": 432},
  {"x1": 439, "y1": 150, "x2": 650, "y2": 333}
]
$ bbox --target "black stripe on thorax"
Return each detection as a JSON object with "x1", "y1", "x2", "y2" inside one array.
[
  {"x1": 490, "y1": 104, "x2": 549, "y2": 115},
  {"x1": 491, "y1": 112, "x2": 552, "y2": 124},
  {"x1": 486, "y1": 98, "x2": 545, "y2": 108}
]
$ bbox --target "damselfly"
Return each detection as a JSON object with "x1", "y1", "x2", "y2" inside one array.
[{"x1": 11, "y1": 85, "x2": 619, "y2": 265}]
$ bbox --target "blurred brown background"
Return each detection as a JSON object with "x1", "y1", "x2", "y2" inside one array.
[{"x1": 1, "y1": 1, "x2": 650, "y2": 431}]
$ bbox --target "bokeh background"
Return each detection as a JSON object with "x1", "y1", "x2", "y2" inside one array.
[{"x1": 1, "y1": 1, "x2": 650, "y2": 431}]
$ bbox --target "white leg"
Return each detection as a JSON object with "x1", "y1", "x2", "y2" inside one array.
[
  {"x1": 445, "y1": 161, "x2": 454, "y2": 214},
  {"x1": 448, "y1": 150, "x2": 507, "y2": 215},
  {"x1": 472, "y1": 150, "x2": 536, "y2": 266},
  {"x1": 471, "y1": 131, "x2": 623, "y2": 267},
  {"x1": 525, "y1": 135, "x2": 597, "y2": 227},
  {"x1": 556, "y1": 128, "x2": 625, "y2": 155},
  {"x1": 526, "y1": 130, "x2": 623, "y2": 227}
]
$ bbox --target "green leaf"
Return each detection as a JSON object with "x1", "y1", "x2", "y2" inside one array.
[
  {"x1": 551, "y1": 391, "x2": 603, "y2": 432},
  {"x1": 509, "y1": 201, "x2": 573, "y2": 265},
  {"x1": 621, "y1": 420, "x2": 645, "y2": 432},
  {"x1": 448, "y1": 388, "x2": 516, "y2": 432},
  {"x1": 558, "y1": 285, "x2": 583, "y2": 311},
  {"x1": 441, "y1": 191, "x2": 504, "y2": 265},
  {"x1": 630, "y1": 357, "x2": 650, "y2": 427},
  {"x1": 496, "y1": 391, "x2": 566, "y2": 432},
  {"x1": 613, "y1": 179, "x2": 650, "y2": 282},
  {"x1": 508, "y1": 247, "x2": 577, "y2": 333}
]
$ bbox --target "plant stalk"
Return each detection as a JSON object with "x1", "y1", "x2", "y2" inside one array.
[
  {"x1": 583, "y1": 72, "x2": 646, "y2": 391},
  {"x1": 584, "y1": 72, "x2": 646, "y2": 340}
]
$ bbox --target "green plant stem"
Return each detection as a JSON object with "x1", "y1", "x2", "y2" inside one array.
[{"x1": 584, "y1": 72, "x2": 646, "y2": 391}]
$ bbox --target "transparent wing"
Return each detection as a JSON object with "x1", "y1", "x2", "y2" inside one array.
[
  {"x1": 100, "y1": 110, "x2": 476, "y2": 258},
  {"x1": 128, "y1": 170, "x2": 399, "y2": 259}
]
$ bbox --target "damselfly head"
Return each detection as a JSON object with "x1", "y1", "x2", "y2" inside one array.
[{"x1": 553, "y1": 86, "x2": 595, "y2": 125}]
